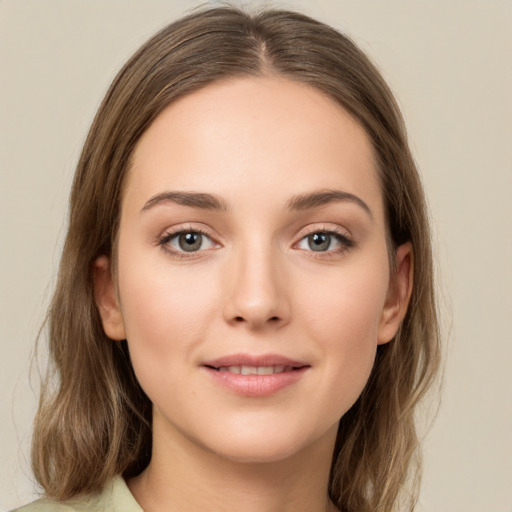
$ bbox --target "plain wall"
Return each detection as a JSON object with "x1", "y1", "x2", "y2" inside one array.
[{"x1": 1, "y1": 1, "x2": 511, "y2": 511}]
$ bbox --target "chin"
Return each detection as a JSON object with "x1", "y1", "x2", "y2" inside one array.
[
  {"x1": 196, "y1": 419, "x2": 339, "y2": 466},
  {"x1": 212, "y1": 440, "x2": 302, "y2": 464}
]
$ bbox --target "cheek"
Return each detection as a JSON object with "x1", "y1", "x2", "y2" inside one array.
[
  {"x1": 296, "y1": 259, "x2": 389, "y2": 402},
  {"x1": 299, "y1": 261, "x2": 388, "y2": 342},
  {"x1": 116, "y1": 248, "x2": 221, "y2": 377}
]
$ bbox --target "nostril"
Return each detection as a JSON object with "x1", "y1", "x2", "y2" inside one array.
[{"x1": 233, "y1": 315, "x2": 279, "y2": 323}]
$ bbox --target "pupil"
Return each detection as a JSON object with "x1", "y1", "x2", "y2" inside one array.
[
  {"x1": 179, "y1": 232, "x2": 202, "y2": 252},
  {"x1": 308, "y1": 233, "x2": 330, "y2": 252}
]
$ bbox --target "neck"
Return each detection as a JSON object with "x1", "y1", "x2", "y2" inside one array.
[{"x1": 128, "y1": 419, "x2": 339, "y2": 512}]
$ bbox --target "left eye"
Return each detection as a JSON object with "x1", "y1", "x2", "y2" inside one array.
[
  {"x1": 296, "y1": 232, "x2": 346, "y2": 252},
  {"x1": 163, "y1": 231, "x2": 216, "y2": 253}
]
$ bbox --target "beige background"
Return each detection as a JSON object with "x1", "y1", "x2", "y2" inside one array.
[{"x1": 1, "y1": 1, "x2": 511, "y2": 511}]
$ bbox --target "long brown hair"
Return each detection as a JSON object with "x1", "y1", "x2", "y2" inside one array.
[{"x1": 32, "y1": 6, "x2": 440, "y2": 511}]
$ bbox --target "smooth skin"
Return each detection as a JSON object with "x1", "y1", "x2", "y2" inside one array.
[{"x1": 94, "y1": 76, "x2": 413, "y2": 512}]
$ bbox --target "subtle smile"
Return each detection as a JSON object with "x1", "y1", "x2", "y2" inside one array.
[
  {"x1": 202, "y1": 355, "x2": 310, "y2": 397},
  {"x1": 207, "y1": 365, "x2": 303, "y2": 375}
]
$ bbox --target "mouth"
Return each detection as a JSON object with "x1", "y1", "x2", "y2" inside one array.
[
  {"x1": 204, "y1": 364, "x2": 306, "y2": 375},
  {"x1": 201, "y1": 354, "x2": 310, "y2": 397}
]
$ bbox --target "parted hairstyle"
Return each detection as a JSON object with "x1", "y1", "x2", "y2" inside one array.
[{"x1": 32, "y1": 6, "x2": 440, "y2": 512}]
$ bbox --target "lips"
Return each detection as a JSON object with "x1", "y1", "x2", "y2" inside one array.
[
  {"x1": 215, "y1": 365, "x2": 294, "y2": 375},
  {"x1": 203, "y1": 354, "x2": 308, "y2": 369},
  {"x1": 201, "y1": 354, "x2": 310, "y2": 397}
]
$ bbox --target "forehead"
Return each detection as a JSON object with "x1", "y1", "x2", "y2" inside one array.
[{"x1": 124, "y1": 76, "x2": 383, "y2": 219}]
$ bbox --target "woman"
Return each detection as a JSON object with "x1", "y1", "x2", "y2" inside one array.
[{"x1": 16, "y1": 5, "x2": 440, "y2": 512}]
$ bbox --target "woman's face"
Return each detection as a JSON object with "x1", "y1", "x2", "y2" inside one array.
[{"x1": 95, "y1": 76, "x2": 411, "y2": 464}]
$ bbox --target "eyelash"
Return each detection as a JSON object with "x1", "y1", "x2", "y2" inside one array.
[
  {"x1": 294, "y1": 226, "x2": 355, "y2": 259},
  {"x1": 157, "y1": 226, "x2": 218, "y2": 260},
  {"x1": 157, "y1": 225, "x2": 355, "y2": 260}
]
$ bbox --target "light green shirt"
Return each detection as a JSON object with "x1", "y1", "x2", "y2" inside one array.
[{"x1": 12, "y1": 476, "x2": 143, "y2": 512}]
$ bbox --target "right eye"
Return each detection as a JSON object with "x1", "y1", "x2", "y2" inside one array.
[{"x1": 159, "y1": 230, "x2": 217, "y2": 255}]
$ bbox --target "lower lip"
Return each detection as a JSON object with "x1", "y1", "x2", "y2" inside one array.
[{"x1": 202, "y1": 366, "x2": 309, "y2": 397}]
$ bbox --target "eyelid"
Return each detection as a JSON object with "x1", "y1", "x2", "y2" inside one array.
[
  {"x1": 292, "y1": 224, "x2": 355, "y2": 255},
  {"x1": 155, "y1": 222, "x2": 354, "y2": 259},
  {"x1": 157, "y1": 223, "x2": 222, "y2": 258},
  {"x1": 294, "y1": 223, "x2": 353, "y2": 242}
]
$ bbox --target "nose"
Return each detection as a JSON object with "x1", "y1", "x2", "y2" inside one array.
[{"x1": 222, "y1": 243, "x2": 290, "y2": 330}]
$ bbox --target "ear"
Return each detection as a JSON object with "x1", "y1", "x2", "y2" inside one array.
[
  {"x1": 377, "y1": 242, "x2": 413, "y2": 345},
  {"x1": 93, "y1": 255, "x2": 126, "y2": 340}
]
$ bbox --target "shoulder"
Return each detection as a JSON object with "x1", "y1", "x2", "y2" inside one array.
[
  {"x1": 11, "y1": 476, "x2": 142, "y2": 512},
  {"x1": 11, "y1": 498, "x2": 76, "y2": 512}
]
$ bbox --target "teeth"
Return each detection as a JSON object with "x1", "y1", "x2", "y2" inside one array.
[{"x1": 218, "y1": 365, "x2": 290, "y2": 375}]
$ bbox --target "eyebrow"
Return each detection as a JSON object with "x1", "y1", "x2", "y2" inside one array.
[
  {"x1": 140, "y1": 188, "x2": 372, "y2": 218},
  {"x1": 141, "y1": 191, "x2": 229, "y2": 213},
  {"x1": 286, "y1": 189, "x2": 373, "y2": 218}
]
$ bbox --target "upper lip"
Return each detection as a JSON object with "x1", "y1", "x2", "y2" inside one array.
[{"x1": 202, "y1": 353, "x2": 309, "y2": 369}]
